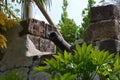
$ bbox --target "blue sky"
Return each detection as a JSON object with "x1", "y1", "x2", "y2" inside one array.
[{"x1": 32, "y1": 0, "x2": 112, "y2": 26}]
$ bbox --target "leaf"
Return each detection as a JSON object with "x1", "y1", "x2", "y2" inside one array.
[
  {"x1": 91, "y1": 49, "x2": 114, "y2": 66},
  {"x1": 0, "y1": 34, "x2": 7, "y2": 48},
  {"x1": 53, "y1": 53, "x2": 65, "y2": 63},
  {"x1": 14, "y1": 9, "x2": 20, "y2": 13},
  {"x1": 61, "y1": 73, "x2": 76, "y2": 80},
  {"x1": 86, "y1": 44, "x2": 92, "y2": 54},
  {"x1": 34, "y1": 66, "x2": 50, "y2": 73},
  {"x1": 44, "y1": 58, "x2": 58, "y2": 69},
  {"x1": 114, "y1": 53, "x2": 120, "y2": 72},
  {"x1": 81, "y1": 42, "x2": 87, "y2": 54}
]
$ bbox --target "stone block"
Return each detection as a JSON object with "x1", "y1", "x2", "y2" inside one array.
[
  {"x1": 0, "y1": 26, "x2": 33, "y2": 71},
  {"x1": 28, "y1": 35, "x2": 56, "y2": 53},
  {"x1": 95, "y1": 39, "x2": 120, "y2": 53},
  {"x1": 29, "y1": 71, "x2": 50, "y2": 80},
  {"x1": 20, "y1": 19, "x2": 56, "y2": 38},
  {"x1": 28, "y1": 35, "x2": 40, "y2": 50},
  {"x1": 39, "y1": 37, "x2": 56, "y2": 52},
  {"x1": 28, "y1": 19, "x2": 46, "y2": 37},
  {"x1": 91, "y1": 5, "x2": 120, "y2": 22},
  {"x1": 84, "y1": 19, "x2": 120, "y2": 42}
]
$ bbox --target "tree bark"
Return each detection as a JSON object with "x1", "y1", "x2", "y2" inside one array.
[
  {"x1": 34, "y1": 0, "x2": 54, "y2": 26},
  {"x1": 21, "y1": 0, "x2": 33, "y2": 20}
]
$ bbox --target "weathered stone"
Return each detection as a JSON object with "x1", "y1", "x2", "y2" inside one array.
[
  {"x1": 26, "y1": 19, "x2": 56, "y2": 53},
  {"x1": 29, "y1": 71, "x2": 50, "y2": 80},
  {"x1": 0, "y1": 26, "x2": 53, "y2": 80},
  {"x1": 28, "y1": 35, "x2": 40, "y2": 50},
  {"x1": 0, "y1": 26, "x2": 33, "y2": 72},
  {"x1": 19, "y1": 20, "x2": 30, "y2": 36},
  {"x1": 0, "y1": 49, "x2": 5, "y2": 61},
  {"x1": 28, "y1": 19, "x2": 46, "y2": 37},
  {"x1": 91, "y1": 5, "x2": 120, "y2": 22},
  {"x1": 84, "y1": 19, "x2": 120, "y2": 42},
  {"x1": 98, "y1": 39, "x2": 120, "y2": 53},
  {"x1": 39, "y1": 37, "x2": 56, "y2": 52},
  {"x1": 28, "y1": 34, "x2": 56, "y2": 53},
  {"x1": 27, "y1": 19, "x2": 57, "y2": 39}
]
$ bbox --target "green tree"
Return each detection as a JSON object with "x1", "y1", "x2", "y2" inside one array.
[
  {"x1": 79, "y1": 0, "x2": 95, "y2": 38},
  {"x1": 58, "y1": 0, "x2": 79, "y2": 44}
]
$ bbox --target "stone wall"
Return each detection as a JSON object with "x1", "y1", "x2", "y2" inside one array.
[
  {"x1": 84, "y1": 5, "x2": 120, "y2": 53},
  {"x1": 0, "y1": 19, "x2": 56, "y2": 80},
  {"x1": 21, "y1": 19, "x2": 56, "y2": 53}
]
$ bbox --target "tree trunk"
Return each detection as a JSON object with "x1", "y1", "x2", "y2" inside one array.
[
  {"x1": 21, "y1": 0, "x2": 33, "y2": 20},
  {"x1": 34, "y1": 0, "x2": 54, "y2": 26}
]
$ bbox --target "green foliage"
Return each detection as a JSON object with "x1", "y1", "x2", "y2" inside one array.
[
  {"x1": 49, "y1": 73, "x2": 77, "y2": 80},
  {"x1": 79, "y1": 0, "x2": 96, "y2": 38},
  {"x1": 0, "y1": 70, "x2": 25, "y2": 80},
  {"x1": 0, "y1": 0, "x2": 21, "y2": 20},
  {"x1": 58, "y1": 0, "x2": 79, "y2": 44},
  {"x1": 58, "y1": 0, "x2": 96, "y2": 44},
  {"x1": 35, "y1": 43, "x2": 120, "y2": 80}
]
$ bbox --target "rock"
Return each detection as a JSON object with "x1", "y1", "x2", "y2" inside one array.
[
  {"x1": 99, "y1": 39, "x2": 120, "y2": 53},
  {"x1": 90, "y1": 5, "x2": 120, "y2": 22},
  {"x1": 84, "y1": 19, "x2": 120, "y2": 42},
  {"x1": 29, "y1": 71, "x2": 50, "y2": 80},
  {"x1": 0, "y1": 26, "x2": 33, "y2": 71}
]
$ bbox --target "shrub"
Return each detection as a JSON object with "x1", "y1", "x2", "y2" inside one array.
[
  {"x1": 35, "y1": 43, "x2": 120, "y2": 80},
  {"x1": 0, "y1": 70, "x2": 25, "y2": 80}
]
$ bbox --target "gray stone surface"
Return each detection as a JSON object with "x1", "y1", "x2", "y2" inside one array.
[
  {"x1": 0, "y1": 26, "x2": 50, "y2": 80},
  {"x1": 91, "y1": 5, "x2": 120, "y2": 22},
  {"x1": 28, "y1": 19, "x2": 56, "y2": 53},
  {"x1": 0, "y1": 26, "x2": 33, "y2": 71},
  {"x1": 29, "y1": 71, "x2": 50, "y2": 80},
  {"x1": 84, "y1": 19, "x2": 120, "y2": 42},
  {"x1": 28, "y1": 19, "x2": 46, "y2": 37},
  {"x1": 29, "y1": 34, "x2": 56, "y2": 53},
  {"x1": 99, "y1": 39, "x2": 120, "y2": 53},
  {"x1": 28, "y1": 19, "x2": 58, "y2": 39}
]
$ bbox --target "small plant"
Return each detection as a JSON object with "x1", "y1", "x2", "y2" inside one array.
[
  {"x1": 35, "y1": 43, "x2": 120, "y2": 80},
  {"x1": 0, "y1": 70, "x2": 25, "y2": 80}
]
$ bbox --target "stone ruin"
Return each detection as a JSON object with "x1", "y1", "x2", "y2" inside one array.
[
  {"x1": 0, "y1": 19, "x2": 57, "y2": 80},
  {"x1": 0, "y1": 4, "x2": 120, "y2": 80},
  {"x1": 84, "y1": 4, "x2": 120, "y2": 53}
]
